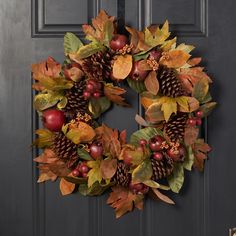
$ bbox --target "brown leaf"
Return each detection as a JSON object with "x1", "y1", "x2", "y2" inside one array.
[
  {"x1": 37, "y1": 170, "x2": 57, "y2": 183},
  {"x1": 100, "y1": 159, "x2": 117, "y2": 179},
  {"x1": 34, "y1": 148, "x2": 58, "y2": 164},
  {"x1": 160, "y1": 50, "x2": 190, "y2": 68},
  {"x1": 60, "y1": 178, "x2": 75, "y2": 196},
  {"x1": 178, "y1": 97, "x2": 199, "y2": 113},
  {"x1": 135, "y1": 114, "x2": 149, "y2": 127},
  {"x1": 107, "y1": 186, "x2": 144, "y2": 218},
  {"x1": 192, "y1": 139, "x2": 211, "y2": 171},
  {"x1": 184, "y1": 126, "x2": 199, "y2": 146},
  {"x1": 145, "y1": 103, "x2": 165, "y2": 124},
  {"x1": 64, "y1": 67, "x2": 84, "y2": 82},
  {"x1": 187, "y1": 57, "x2": 202, "y2": 66},
  {"x1": 144, "y1": 71, "x2": 159, "y2": 95},
  {"x1": 150, "y1": 188, "x2": 175, "y2": 205},
  {"x1": 112, "y1": 55, "x2": 133, "y2": 80},
  {"x1": 119, "y1": 130, "x2": 127, "y2": 146},
  {"x1": 104, "y1": 84, "x2": 130, "y2": 106},
  {"x1": 140, "y1": 92, "x2": 160, "y2": 110},
  {"x1": 138, "y1": 60, "x2": 152, "y2": 71}
]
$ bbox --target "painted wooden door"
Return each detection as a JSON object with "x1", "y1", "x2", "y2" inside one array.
[{"x1": 0, "y1": 0, "x2": 235, "y2": 235}]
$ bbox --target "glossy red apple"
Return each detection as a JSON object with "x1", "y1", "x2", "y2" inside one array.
[
  {"x1": 110, "y1": 34, "x2": 129, "y2": 51},
  {"x1": 129, "y1": 60, "x2": 148, "y2": 81},
  {"x1": 42, "y1": 109, "x2": 65, "y2": 132}
]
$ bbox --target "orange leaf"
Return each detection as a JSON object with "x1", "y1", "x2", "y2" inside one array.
[
  {"x1": 140, "y1": 92, "x2": 160, "y2": 110},
  {"x1": 144, "y1": 71, "x2": 159, "y2": 95},
  {"x1": 184, "y1": 126, "x2": 199, "y2": 146},
  {"x1": 145, "y1": 103, "x2": 165, "y2": 124},
  {"x1": 150, "y1": 188, "x2": 175, "y2": 205},
  {"x1": 160, "y1": 50, "x2": 190, "y2": 68},
  {"x1": 107, "y1": 186, "x2": 144, "y2": 218},
  {"x1": 104, "y1": 84, "x2": 130, "y2": 106},
  {"x1": 37, "y1": 170, "x2": 57, "y2": 183},
  {"x1": 119, "y1": 130, "x2": 127, "y2": 145},
  {"x1": 187, "y1": 57, "x2": 202, "y2": 66},
  {"x1": 112, "y1": 54, "x2": 133, "y2": 80},
  {"x1": 34, "y1": 148, "x2": 58, "y2": 164},
  {"x1": 60, "y1": 178, "x2": 75, "y2": 196},
  {"x1": 100, "y1": 159, "x2": 117, "y2": 179}
]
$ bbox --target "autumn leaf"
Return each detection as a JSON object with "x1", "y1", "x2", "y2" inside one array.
[
  {"x1": 37, "y1": 170, "x2": 57, "y2": 183},
  {"x1": 127, "y1": 78, "x2": 146, "y2": 94},
  {"x1": 64, "y1": 66, "x2": 84, "y2": 82},
  {"x1": 104, "y1": 83, "x2": 130, "y2": 107},
  {"x1": 159, "y1": 97, "x2": 177, "y2": 122},
  {"x1": 64, "y1": 32, "x2": 83, "y2": 55},
  {"x1": 200, "y1": 102, "x2": 217, "y2": 117},
  {"x1": 119, "y1": 130, "x2": 127, "y2": 146},
  {"x1": 145, "y1": 102, "x2": 165, "y2": 124},
  {"x1": 187, "y1": 57, "x2": 202, "y2": 66},
  {"x1": 66, "y1": 122, "x2": 96, "y2": 144},
  {"x1": 140, "y1": 92, "x2": 160, "y2": 110},
  {"x1": 144, "y1": 71, "x2": 159, "y2": 95},
  {"x1": 87, "y1": 160, "x2": 102, "y2": 187},
  {"x1": 82, "y1": 10, "x2": 115, "y2": 46},
  {"x1": 89, "y1": 97, "x2": 111, "y2": 118},
  {"x1": 100, "y1": 159, "x2": 117, "y2": 179},
  {"x1": 135, "y1": 114, "x2": 149, "y2": 127},
  {"x1": 178, "y1": 96, "x2": 199, "y2": 113},
  {"x1": 176, "y1": 43, "x2": 195, "y2": 54},
  {"x1": 34, "y1": 148, "x2": 58, "y2": 164},
  {"x1": 175, "y1": 96, "x2": 189, "y2": 112},
  {"x1": 33, "y1": 129, "x2": 55, "y2": 148},
  {"x1": 192, "y1": 139, "x2": 211, "y2": 171},
  {"x1": 161, "y1": 37, "x2": 176, "y2": 51},
  {"x1": 107, "y1": 186, "x2": 144, "y2": 218},
  {"x1": 192, "y1": 77, "x2": 209, "y2": 102},
  {"x1": 167, "y1": 163, "x2": 184, "y2": 193},
  {"x1": 150, "y1": 188, "x2": 175, "y2": 205},
  {"x1": 132, "y1": 159, "x2": 153, "y2": 183},
  {"x1": 160, "y1": 50, "x2": 191, "y2": 68},
  {"x1": 60, "y1": 178, "x2": 75, "y2": 196},
  {"x1": 112, "y1": 54, "x2": 133, "y2": 80},
  {"x1": 184, "y1": 126, "x2": 199, "y2": 146}
]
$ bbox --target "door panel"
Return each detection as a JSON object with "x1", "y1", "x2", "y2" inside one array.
[{"x1": 0, "y1": 0, "x2": 236, "y2": 236}]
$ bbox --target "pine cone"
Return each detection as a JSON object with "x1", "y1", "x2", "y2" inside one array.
[
  {"x1": 113, "y1": 162, "x2": 131, "y2": 187},
  {"x1": 64, "y1": 80, "x2": 88, "y2": 117},
  {"x1": 158, "y1": 66, "x2": 184, "y2": 98},
  {"x1": 164, "y1": 113, "x2": 188, "y2": 142},
  {"x1": 151, "y1": 155, "x2": 174, "y2": 181},
  {"x1": 82, "y1": 50, "x2": 113, "y2": 81},
  {"x1": 53, "y1": 132, "x2": 78, "y2": 168}
]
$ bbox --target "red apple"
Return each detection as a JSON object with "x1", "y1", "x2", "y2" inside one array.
[
  {"x1": 129, "y1": 60, "x2": 148, "y2": 81},
  {"x1": 42, "y1": 109, "x2": 65, "y2": 132},
  {"x1": 110, "y1": 34, "x2": 128, "y2": 51}
]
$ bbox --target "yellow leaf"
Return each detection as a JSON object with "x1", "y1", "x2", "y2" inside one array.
[
  {"x1": 87, "y1": 160, "x2": 102, "y2": 187},
  {"x1": 161, "y1": 37, "x2": 177, "y2": 51},
  {"x1": 112, "y1": 55, "x2": 133, "y2": 80},
  {"x1": 60, "y1": 178, "x2": 75, "y2": 196},
  {"x1": 160, "y1": 97, "x2": 177, "y2": 122},
  {"x1": 176, "y1": 43, "x2": 195, "y2": 53},
  {"x1": 160, "y1": 50, "x2": 191, "y2": 68},
  {"x1": 175, "y1": 96, "x2": 189, "y2": 112},
  {"x1": 140, "y1": 92, "x2": 161, "y2": 110}
]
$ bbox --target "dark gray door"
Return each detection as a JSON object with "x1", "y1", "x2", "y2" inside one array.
[{"x1": 0, "y1": 0, "x2": 235, "y2": 236}]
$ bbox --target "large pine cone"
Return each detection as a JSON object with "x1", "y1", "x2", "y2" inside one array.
[
  {"x1": 53, "y1": 132, "x2": 78, "y2": 168},
  {"x1": 158, "y1": 66, "x2": 184, "y2": 98},
  {"x1": 164, "y1": 113, "x2": 188, "y2": 142},
  {"x1": 151, "y1": 155, "x2": 174, "y2": 181},
  {"x1": 113, "y1": 162, "x2": 131, "y2": 187},
  {"x1": 82, "y1": 50, "x2": 113, "y2": 81},
  {"x1": 64, "y1": 80, "x2": 88, "y2": 117}
]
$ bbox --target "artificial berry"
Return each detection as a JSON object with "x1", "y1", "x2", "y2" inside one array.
[
  {"x1": 188, "y1": 118, "x2": 196, "y2": 126},
  {"x1": 149, "y1": 50, "x2": 162, "y2": 61},
  {"x1": 139, "y1": 139, "x2": 147, "y2": 146},
  {"x1": 153, "y1": 152, "x2": 163, "y2": 161},
  {"x1": 86, "y1": 83, "x2": 95, "y2": 93},
  {"x1": 82, "y1": 172, "x2": 88, "y2": 178},
  {"x1": 129, "y1": 183, "x2": 143, "y2": 191},
  {"x1": 139, "y1": 185, "x2": 149, "y2": 194},
  {"x1": 93, "y1": 92, "x2": 101, "y2": 99},
  {"x1": 196, "y1": 110, "x2": 203, "y2": 118},
  {"x1": 42, "y1": 109, "x2": 65, "y2": 132},
  {"x1": 72, "y1": 169, "x2": 80, "y2": 177},
  {"x1": 129, "y1": 60, "x2": 149, "y2": 81},
  {"x1": 110, "y1": 34, "x2": 129, "y2": 51},
  {"x1": 196, "y1": 118, "x2": 202, "y2": 126},
  {"x1": 149, "y1": 135, "x2": 165, "y2": 152},
  {"x1": 167, "y1": 145, "x2": 186, "y2": 162},
  {"x1": 90, "y1": 142, "x2": 103, "y2": 159},
  {"x1": 79, "y1": 165, "x2": 89, "y2": 173},
  {"x1": 83, "y1": 91, "x2": 91, "y2": 99}
]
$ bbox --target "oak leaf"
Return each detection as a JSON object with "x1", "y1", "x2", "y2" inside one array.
[
  {"x1": 112, "y1": 54, "x2": 133, "y2": 80},
  {"x1": 107, "y1": 186, "x2": 144, "y2": 218}
]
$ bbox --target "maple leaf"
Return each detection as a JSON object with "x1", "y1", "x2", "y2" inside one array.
[
  {"x1": 95, "y1": 124, "x2": 121, "y2": 158},
  {"x1": 192, "y1": 139, "x2": 211, "y2": 171},
  {"x1": 82, "y1": 10, "x2": 115, "y2": 46},
  {"x1": 107, "y1": 186, "x2": 144, "y2": 218},
  {"x1": 104, "y1": 83, "x2": 130, "y2": 107}
]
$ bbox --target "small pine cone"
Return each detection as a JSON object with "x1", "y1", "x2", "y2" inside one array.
[
  {"x1": 82, "y1": 50, "x2": 113, "y2": 81},
  {"x1": 64, "y1": 80, "x2": 88, "y2": 117},
  {"x1": 151, "y1": 155, "x2": 174, "y2": 181},
  {"x1": 53, "y1": 132, "x2": 78, "y2": 168},
  {"x1": 158, "y1": 66, "x2": 184, "y2": 98},
  {"x1": 164, "y1": 113, "x2": 188, "y2": 142},
  {"x1": 113, "y1": 162, "x2": 131, "y2": 187}
]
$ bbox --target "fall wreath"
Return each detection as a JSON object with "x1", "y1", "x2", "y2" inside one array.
[{"x1": 32, "y1": 10, "x2": 216, "y2": 218}]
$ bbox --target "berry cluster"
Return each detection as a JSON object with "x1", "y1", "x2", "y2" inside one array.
[
  {"x1": 129, "y1": 183, "x2": 149, "y2": 195},
  {"x1": 72, "y1": 162, "x2": 90, "y2": 178},
  {"x1": 83, "y1": 79, "x2": 103, "y2": 100},
  {"x1": 187, "y1": 110, "x2": 203, "y2": 127}
]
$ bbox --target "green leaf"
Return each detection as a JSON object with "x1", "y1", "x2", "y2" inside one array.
[
  {"x1": 64, "y1": 32, "x2": 83, "y2": 55},
  {"x1": 63, "y1": 176, "x2": 87, "y2": 184},
  {"x1": 33, "y1": 129, "x2": 55, "y2": 148},
  {"x1": 103, "y1": 21, "x2": 114, "y2": 47},
  {"x1": 200, "y1": 102, "x2": 217, "y2": 117},
  {"x1": 130, "y1": 127, "x2": 162, "y2": 145},
  {"x1": 89, "y1": 97, "x2": 111, "y2": 119},
  {"x1": 183, "y1": 146, "x2": 194, "y2": 171},
  {"x1": 201, "y1": 92, "x2": 212, "y2": 104},
  {"x1": 167, "y1": 163, "x2": 184, "y2": 193},
  {"x1": 143, "y1": 179, "x2": 160, "y2": 188},
  {"x1": 127, "y1": 78, "x2": 146, "y2": 94},
  {"x1": 77, "y1": 148, "x2": 93, "y2": 161},
  {"x1": 132, "y1": 159, "x2": 153, "y2": 183},
  {"x1": 192, "y1": 78, "x2": 209, "y2": 102},
  {"x1": 75, "y1": 42, "x2": 103, "y2": 60},
  {"x1": 57, "y1": 97, "x2": 68, "y2": 109},
  {"x1": 133, "y1": 51, "x2": 149, "y2": 61}
]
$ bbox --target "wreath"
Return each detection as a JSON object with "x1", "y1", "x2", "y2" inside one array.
[{"x1": 32, "y1": 10, "x2": 216, "y2": 218}]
